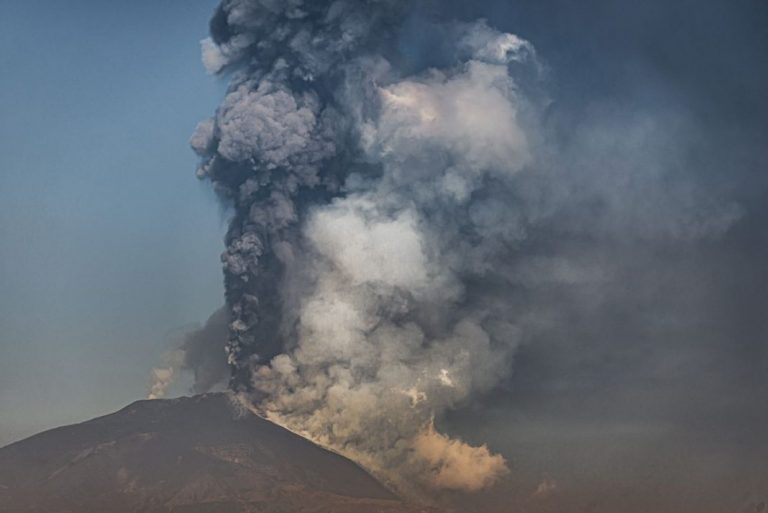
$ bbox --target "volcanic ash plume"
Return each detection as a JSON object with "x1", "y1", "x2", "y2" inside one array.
[
  {"x1": 192, "y1": 0, "x2": 542, "y2": 494},
  {"x1": 147, "y1": 308, "x2": 230, "y2": 400}
]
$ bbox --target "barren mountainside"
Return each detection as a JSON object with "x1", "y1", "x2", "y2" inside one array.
[{"x1": 0, "y1": 394, "x2": 433, "y2": 513}]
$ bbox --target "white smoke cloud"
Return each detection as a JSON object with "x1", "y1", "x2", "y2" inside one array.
[
  {"x1": 239, "y1": 25, "x2": 540, "y2": 491},
  {"x1": 190, "y1": 117, "x2": 215, "y2": 156},
  {"x1": 201, "y1": 37, "x2": 227, "y2": 74},
  {"x1": 306, "y1": 202, "x2": 431, "y2": 290},
  {"x1": 147, "y1": 350, "x2": 185, "y2": 400},
  {"x1": 191, "y1": 0, "x2": 742, "y2": 500},
  {"x1": 191, "y1": 2, "x2": 540, "y2": 495},
  {"x1": 365, "y1": 57, "x2": 532, "y2": 193},
  {"x1": 200, "y1": 34, "x2": 254, "y2": 74},
  {"x1": 413, "y1": 423, "x2": 509, "y2": 492},
  {"x1": 458, "y1": 19, "x2": 536, "y2": 65}
]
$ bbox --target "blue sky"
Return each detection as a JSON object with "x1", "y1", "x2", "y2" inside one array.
[{"x1": 0, "y1": 0, "x2": 225, "y2": 445}]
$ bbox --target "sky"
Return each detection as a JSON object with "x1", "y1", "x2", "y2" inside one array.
[
  {"x1": 0, "y1": 0, "x2": 224, "y2": 445},
  {"x1": 0, "y1": 1, "x2": 767, "y2": 511}
]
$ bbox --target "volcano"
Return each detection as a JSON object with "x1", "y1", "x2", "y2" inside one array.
[{"x1": 0, "y1": 394, "x2": 432, "y2": 513}]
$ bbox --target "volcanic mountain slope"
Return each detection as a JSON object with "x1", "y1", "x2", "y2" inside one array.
[{"x1": 0, "y1": 393, "x2": 433, "y2": 513}]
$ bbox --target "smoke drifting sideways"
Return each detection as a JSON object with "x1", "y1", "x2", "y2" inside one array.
[
  {"x1": 181, "y1": 0, "x2": 742, "y2": 499},
  {"x1": 148, "y1": 308, "x2": 230, "y2": 400}
]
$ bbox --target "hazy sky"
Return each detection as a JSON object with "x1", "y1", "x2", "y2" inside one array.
[{"x1": 0, "y1": 0, "x2": 224, "y2": 445}]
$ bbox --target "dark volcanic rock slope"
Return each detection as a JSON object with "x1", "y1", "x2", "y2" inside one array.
[{"x1": 0, "y1": 394, "x2": 430, "y2": 513}]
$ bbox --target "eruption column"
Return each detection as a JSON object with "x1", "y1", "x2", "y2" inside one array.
[{"x1": 193, "y1": 0, "x2": 541, "y2": 494}]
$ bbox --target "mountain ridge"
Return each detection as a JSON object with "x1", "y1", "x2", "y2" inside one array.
[{"x1": 0, "y1": 393, "x2": 435, "y2": 513}]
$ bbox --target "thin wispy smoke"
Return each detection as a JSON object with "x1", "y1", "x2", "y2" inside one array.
[
  {"x1": 148, "y1": 308, "x2": 229, "y2": 399},
  {"x1": 147, "y1": 350, "x2": 184, "y2": 400},
  {"x1": 190, "y1": 0, "x2": 742, "y2": 498}
]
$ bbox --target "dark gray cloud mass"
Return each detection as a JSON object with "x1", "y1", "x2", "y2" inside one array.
[
  {"x1": 187, "y1": 0, "x2": 767, "y2": 509},
  {"x1": 180, "y1": 307, "x2": 230, "y2": 394}
]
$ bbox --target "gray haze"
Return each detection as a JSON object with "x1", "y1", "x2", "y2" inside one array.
[{"x1": 186, "y1": 0, "x2": 767, "y2": 509}]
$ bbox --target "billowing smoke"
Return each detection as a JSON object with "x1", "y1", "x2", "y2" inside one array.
[
  {"x1": 147, "y1": 352, "x2": 182, "y2": 400},
  {"x1": 148, "y1": 308, "x2": 229, "y2": 399},
  {"x1": 189, "y1": 0, "x2": 741, "y2": 498},
  {"x1": 180, "y1": 307, "x2": 230, "y2": 394},
  {"x1": 189, "y1": 0, "x2": 538, "y2": 494}
]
